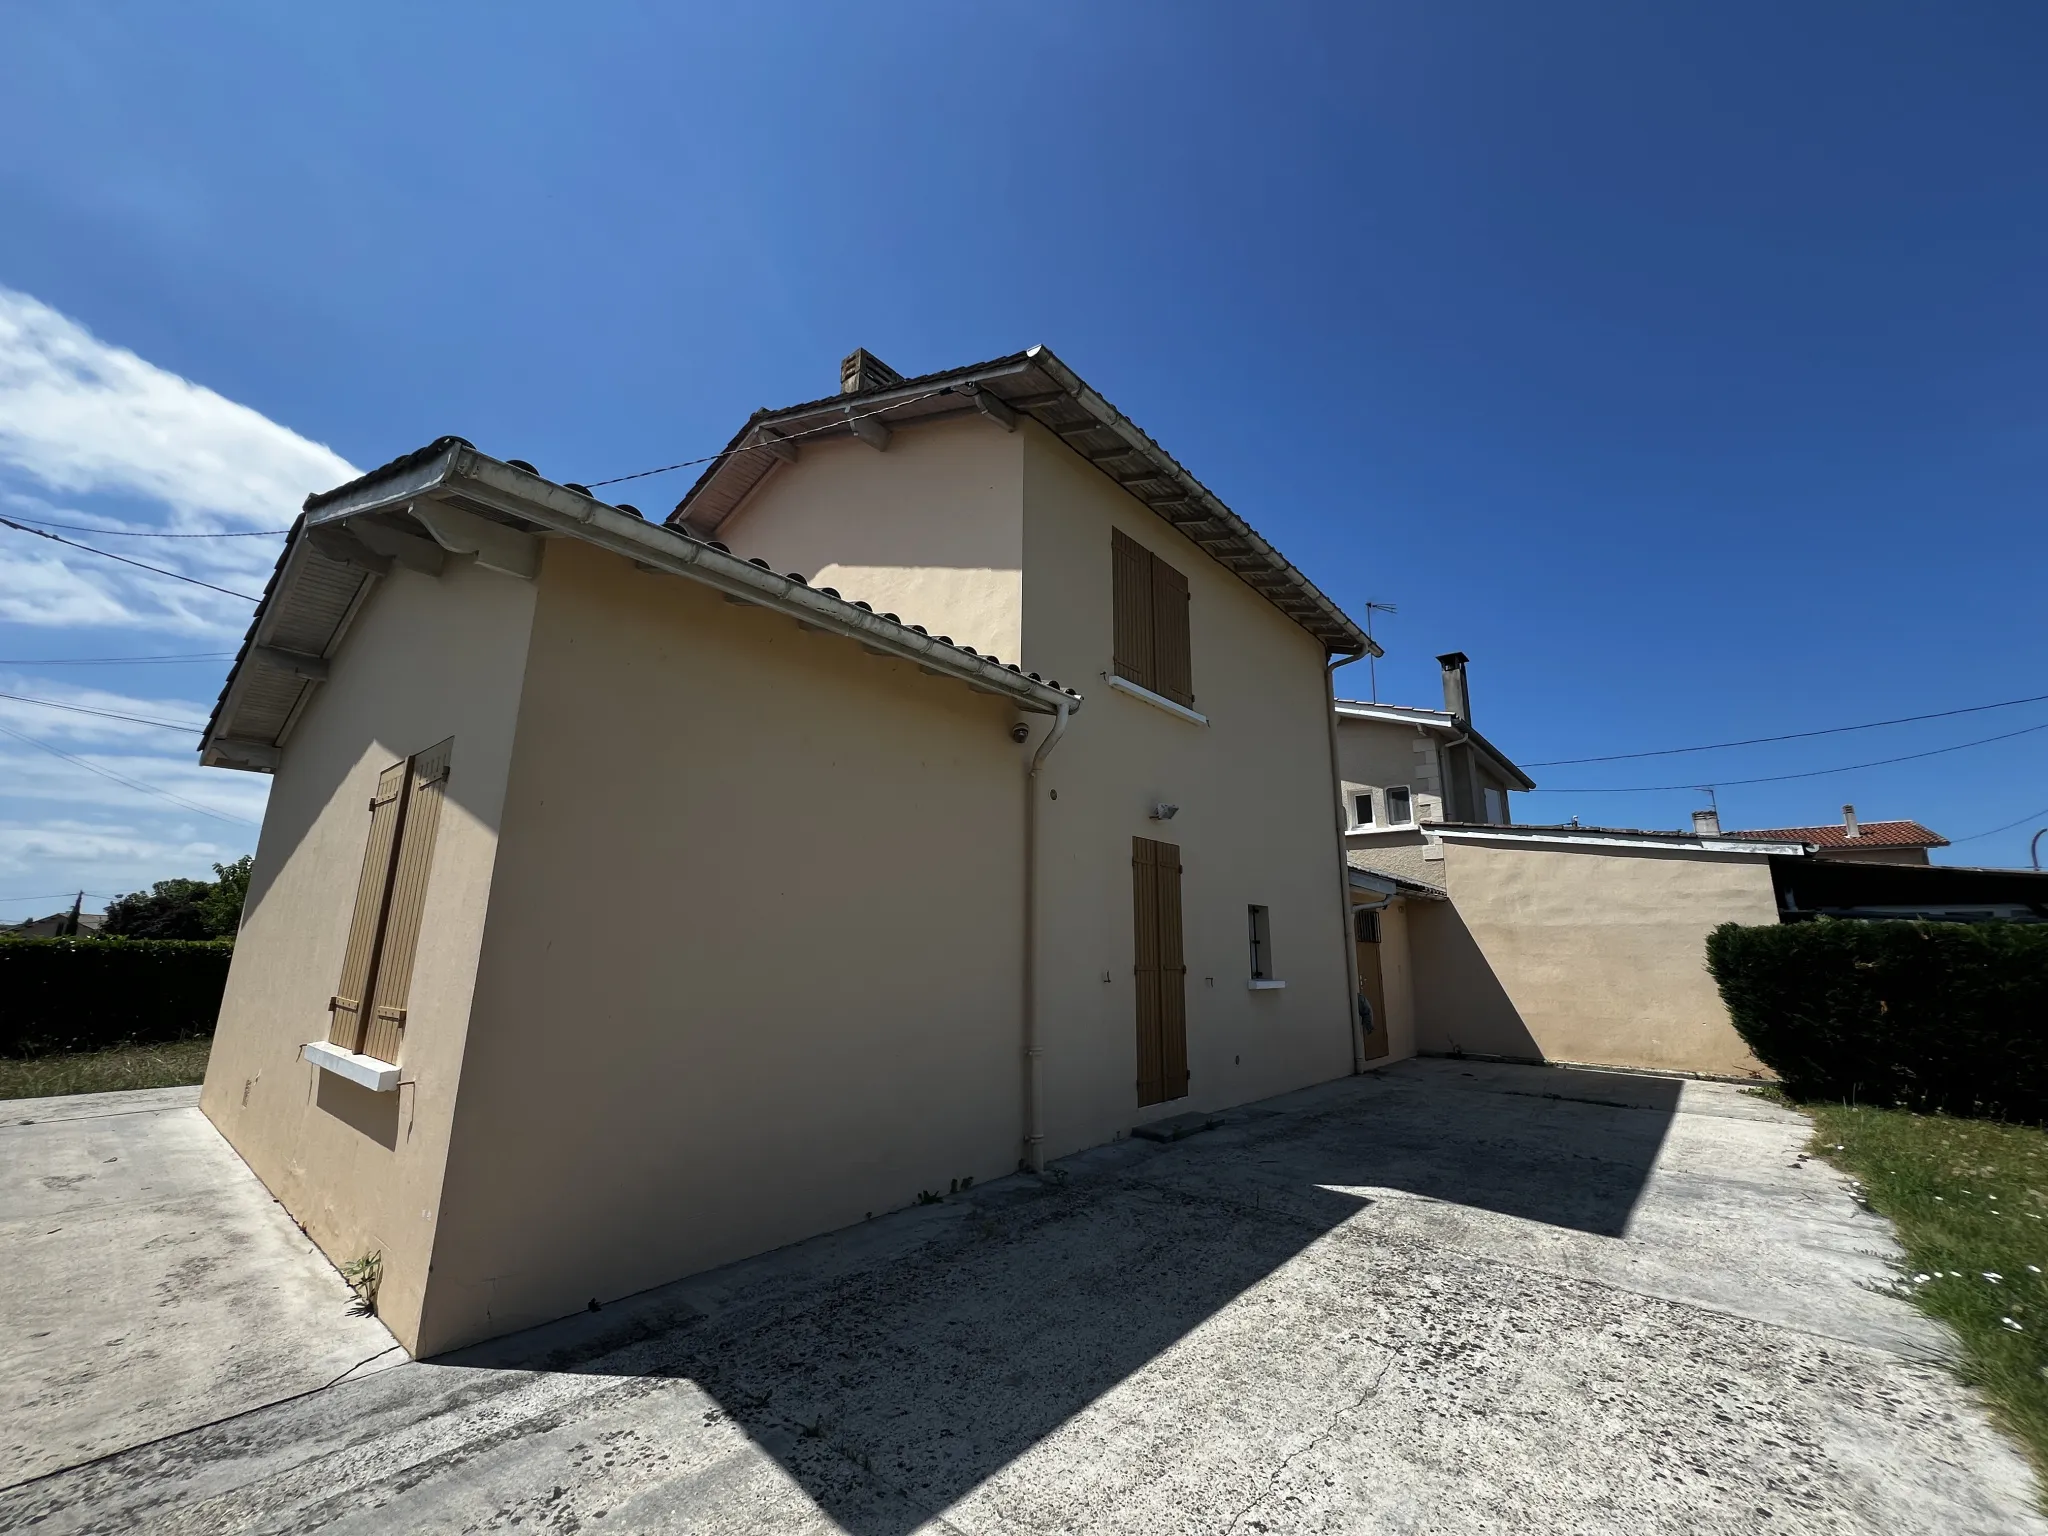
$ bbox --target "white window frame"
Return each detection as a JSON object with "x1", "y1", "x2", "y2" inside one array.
[
  {"x1": 1483, "y1": 785, "x2": 1507, "y2": 824},
  {"x1": 1383, "y1": 784, "x2": 1415, "y2": 827},
  {"x1": 1350, "y1": 790, "x2": 1375, "y2": 830}
]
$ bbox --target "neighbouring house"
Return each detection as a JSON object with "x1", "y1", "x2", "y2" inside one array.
[
  {"x1": 0, "y1": 909, "x2": 103, "y2": 938},
  {"x1": 196, "y1": 346, "x2": 1374, "y2": 1356},
  {"x1": 1334, "y1": 651, "x2": 1535, "y2": 890},
  {"x1": 1717, "y1": 803, "x2": 1949, "y2": 865}
]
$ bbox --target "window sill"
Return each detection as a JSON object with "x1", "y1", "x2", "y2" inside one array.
[
  {"x1": 1345, "y1": 823, "x2": 1419, "y2": 836},
  {"x1": 303, "y1": 1039, "x2": 400, "y2": 1092},
  {"x1": 1108, "y1": 675, "x2": 1209, "y2": 726},
  {"x1": 1246, "y1": 979, "x2": 1287, "y2": 991}
]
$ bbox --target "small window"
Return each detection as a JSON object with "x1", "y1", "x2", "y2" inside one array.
[
  {"x1": 1385, "y1": 785, "x2": 1414, "y2": 826},
  {"x1": 1354, "y1": 909, "x2": 1381, "y2": 944},
  {"x1": 1483, "y1": 785, "x2": 1507, "y2": 824},
  {"x1": 1247, "y1": 905, "x2": 1272, "y2": 980},
  {"x1": 1352, "y1": 791, "x2": 1374, "y2": 828}
]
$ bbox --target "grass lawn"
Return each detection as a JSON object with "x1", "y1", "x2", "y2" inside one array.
[
  {"x1": 0, "y1": 1037, "x2": 212, "y2": 1100},
  {"x1": 1801, "y1": 1098, "x2": 2048, "y2": 1481}
]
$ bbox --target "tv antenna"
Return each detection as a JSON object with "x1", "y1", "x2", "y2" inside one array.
[{"x1": 1362, "y1": 601, "x2": 1397, "y2": 702}]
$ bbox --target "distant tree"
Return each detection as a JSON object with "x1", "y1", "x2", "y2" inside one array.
[
  {"x1": 102, "y1": 857, "x2": 253, "y2": 940},
  {"x1": 101, "y1": 878, "x2": 216, "y2": 939},
  {"x1": 198, "y1": 856, "x2": 252, "y2": 937}
]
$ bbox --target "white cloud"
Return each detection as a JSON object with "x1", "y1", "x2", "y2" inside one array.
[{"x1": 0, "y1": 285, "x2": 357, "y2": 528}]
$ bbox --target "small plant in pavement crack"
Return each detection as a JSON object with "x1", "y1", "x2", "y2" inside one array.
[{"x1": 339, "y1": 1251, "x2": 382, "y2": 1317}]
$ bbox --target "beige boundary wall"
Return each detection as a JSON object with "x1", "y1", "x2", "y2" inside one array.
[{"x1": 1407, "y1": 837, "x2": 1777, "y2": 1078}]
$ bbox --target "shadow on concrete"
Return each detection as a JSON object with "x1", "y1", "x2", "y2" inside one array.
[
  {"x1": 1405, "y1": 901, "x2": 1549, "y2": 1062},
  {"x1": 427, "y1": 1066, "x2": 1682, "y2": 1535}
]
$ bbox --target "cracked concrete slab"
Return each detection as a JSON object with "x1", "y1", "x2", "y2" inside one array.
[{"x1": 1, "y1": 1061, "x2": 2039, "y2": 1533}]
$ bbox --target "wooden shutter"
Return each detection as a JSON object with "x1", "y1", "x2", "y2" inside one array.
[
  {"x1": 1132, "y1": 836, "x2": 1190, "y2": 1106},
  {"x1": 1150, "y1": 556, "x2": 1192, "y2": 707},
  {"x1": 359, "y1": 739, "x2": 452, "y2": 1065},
  {"x1": 1112, "y1": 529, "x2": 1155, "y2": 693},
  {"x1": 1132, "y1": 837, "x2": 1164, "y2": 1106},
  {"x1": 329, "y1": 760, "x2": 410, "y2": 1052},
  {"x1": 1155, "y1": 840, "x2": 1188, "y2": 1099}
]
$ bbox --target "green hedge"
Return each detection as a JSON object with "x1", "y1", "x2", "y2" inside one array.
[
  {"x1": 0, "y1": 937, "x2": 234, "y2": 1058},
  {"x1": 1707, "y1": 920, "x2": 2048, "y2": 1119}
]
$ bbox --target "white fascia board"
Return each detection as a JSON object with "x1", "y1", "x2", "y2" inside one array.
[
  {"x1": 1107, "y1": 674, "x2": 1209, "y2": 726},
  {"x1": 1430, "y1": 827, "x2": 1808, "y2": 857},
  {"x1": 303, "y1": 1040, "x2": 401, "y2": 1092}
]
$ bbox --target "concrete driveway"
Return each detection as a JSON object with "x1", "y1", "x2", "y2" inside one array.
[{"x1": 1, "y1": 1060, "x2": 2039, "y2": 1533}]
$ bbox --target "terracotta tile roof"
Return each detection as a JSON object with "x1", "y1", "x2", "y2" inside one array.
[{"x1": 1726, "y1": 819, "x2": 1948, "y2": 850}]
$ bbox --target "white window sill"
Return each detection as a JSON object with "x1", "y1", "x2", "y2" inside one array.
[
  {"x1": 1345, "y1": 823, "x2": 1419, "y2": 836},
  {"x1": 1247, "y1": 979, "x2": 1287, "y2": 991},
  {"x1": 303, "y1": 1039, "x2": 400, "y2": 1092},
  {"x1": 1108, "y1": 675, "x2": 1209, "y2": 726}
]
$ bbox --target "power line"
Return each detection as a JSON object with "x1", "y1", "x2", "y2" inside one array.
[
  {"x1": 0, "y1": 515, "x2": 289, "y2": 538},
  {"x1": 0, "y1": 720, "x2": 256, "y2": 825},
  {"x1": 1537, "y1": 718, "x2": 2048, "y2": 793},
  {"x1": 0, "y1": 652, "x2": 236, "y2": 665},
  {"x1": 586, "y1": 387, "x2": 955, "y2": 489},
  {"x1": 0, "y1": 517, "x2": 261, "y2": 601},
  {"x1": 0, "y1": 891, "x2": 116, "y2": 905},
  {"x1": 1948, "y1": 805, "x2": 2048, "y2": 846},
  {"x1": 0, "y1": 691, "x2": 206, "y2": 733},
  {"x1": 1524, "y1": 690, "x2": 2048, "y2": 767}
]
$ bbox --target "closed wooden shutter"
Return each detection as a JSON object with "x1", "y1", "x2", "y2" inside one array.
[
  {"x1": 1132, "y1": 836, "x2": 1189, "y2": 1106},
  {"x1": 359, "y1": 738, "x2": 452, "y2": 1065},
  {"x1": 1132, "y1": 837, "x2": 1164, "y2": 1106},
  {"x1": 1155, "y1": 840, "x2": 1188, "y2": 1098},
  {"x1": 1150, "y1": 556, "x2": 1192, "y2": 707},
  {"x1": 1112, "y1": 529, "x2": 1193, "y2": 706},
  {"x1": 329, "y1": 760, "x2": 411, "y2": 1053},
  {"x1": 1112, "y1": 529, "x2": 1155, "y2": 693}
]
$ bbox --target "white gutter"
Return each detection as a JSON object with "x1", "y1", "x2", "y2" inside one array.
[{"x1": 1021, "y1": 698, "x2": 1072, "y2": 1174}]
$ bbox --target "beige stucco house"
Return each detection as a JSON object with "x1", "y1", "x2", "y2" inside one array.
[{"x1": 197, "y1": 346, "x2": 1375, "y2": 1356}]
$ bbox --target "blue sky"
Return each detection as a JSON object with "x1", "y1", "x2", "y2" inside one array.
[{"x1": 1, "y1": 2, "x2": 2044, "y2": 915}]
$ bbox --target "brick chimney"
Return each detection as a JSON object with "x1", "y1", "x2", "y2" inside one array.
[
  {"x1": 1692, "y1": 809, "x2": 1721, "y2": 836},
  {"x1": 1842, "y1": 803, "x2": 1861, "y2": 839},
  {"x1": 840, "y1": 348, "x2": 904, "y2": 395},
  {"x1": 1437, "y1": 652, "x2": 1472, "y2": 723}
]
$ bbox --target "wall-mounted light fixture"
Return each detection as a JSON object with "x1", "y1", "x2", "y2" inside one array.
[{"x1": 1150, "y1": 803, "x2": 1179, "y2": 821}]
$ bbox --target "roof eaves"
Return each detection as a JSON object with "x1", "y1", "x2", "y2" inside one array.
[
  {"x1": 667, "y1": 346, "x2": 1375, "y2": 658},
  {"x1": 204, "y1": 441, "x2": 1083, "y2": 770}
]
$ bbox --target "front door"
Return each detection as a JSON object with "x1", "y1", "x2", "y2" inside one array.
[{"x1": 1133, "y1": 836, "x2": 1189, "y2": 1106}]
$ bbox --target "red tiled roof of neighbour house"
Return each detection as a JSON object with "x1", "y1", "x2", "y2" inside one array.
[{"x1": 1726, "y1": 820, "x2": 1949, "y2": 850}]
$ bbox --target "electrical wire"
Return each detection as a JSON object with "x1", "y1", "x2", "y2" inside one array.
[
  {"x1": 586, "y1": 387, "x2": 956, "y2": 488},
  {"x1": 1523, "y1": 690, "x2": 2048, "y2": 767},
  {"x1": 0, "y1": 652, "x2": 236, "y2": 665},
  {"x1": 0, "y1": 517, "x2": 261, "y2": 601},
  {"x1": 1947, "y1": 805, "x2": 2048, "y2": 846},
  {"x1": 0, "y1": 720, "x2": 255, "y2": 825},
  {"x1": 0, "y1": 692, "x2": 207, "y2": 733},
  {"x1": 0, "y1": 515, "x2": 289, "y2": 538},
  {"x1": 1536, "y1": 718, "x2": 2048, "y2": 793},
  {"x1": 0, "y1": 891, "x2": 116, "y2": 905}
]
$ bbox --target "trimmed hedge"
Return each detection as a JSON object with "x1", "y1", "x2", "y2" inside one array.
[
  {"x1": 1706, "y1": 920, "x2": 2048, "y2": 1120},
  {"x1": 0, "y1": 937, "x2": 233, "y2": 1058}
]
